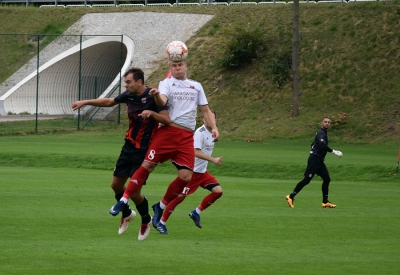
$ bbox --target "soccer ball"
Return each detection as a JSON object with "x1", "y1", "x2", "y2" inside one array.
[{"x1": 166, "y1": 41, "x2": 188, "y2": 61}]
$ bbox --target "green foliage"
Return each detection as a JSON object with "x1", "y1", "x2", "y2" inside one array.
[
  {"x1": 265, "y1": 21, "x2": 293, "y2": 88},
  {"x1": 0, "y1": 7, "x2": 86, "y2": 83},
  {"x1": 39, "y1": 22, "x2": 63, "y2": 35},
  {"x1": 38, "y1": 22, "x2": 63, "y2": 44},
  {"x1": 219, "y1": 16, "x2": 269, "y2": 68},
  {"x1": 267, "y1": 52, "x2": 292, "y2": 89},
  {"x1": 1, "y1": 4, "x2": 400, "y2": 142},
  {"x1": 208, "y1": 22, "x2": 220, "y2": 36}
]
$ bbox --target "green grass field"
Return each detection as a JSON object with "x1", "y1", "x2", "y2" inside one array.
[{"x1": 0, "y1": 133, "x2": 399, "y2": 274}]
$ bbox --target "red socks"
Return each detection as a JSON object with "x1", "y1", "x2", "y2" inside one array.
[
  {"x1": 161, "y1": 177, "x2": 188, "y2": 206},
  {"x1": 198, "y1": 192, "x2": 223, "y2": 211},
  {"x1": 123, "y1": 166, "x2": 150, "y2": 199},
  {"x1": 161, "y1": 196, "x2": 185, "y2": 223}
]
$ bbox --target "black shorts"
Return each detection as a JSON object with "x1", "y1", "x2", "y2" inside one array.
[
  {"x1": 114, "y1": 140, "x2": 147, "y2": 179},
  {"x1": 304, "y1": 155, "x2": 330, "y2": 180}
]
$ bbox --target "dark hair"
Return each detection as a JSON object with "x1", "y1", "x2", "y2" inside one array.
[
  {"x1": 321, "y1": 117, "x2": 330, "y2": 122},
  {"x1": 124, "y1": 68, "x2": 145, "y2": 84}
]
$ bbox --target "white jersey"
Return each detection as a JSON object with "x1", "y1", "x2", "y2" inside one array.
[
  {"x1": 158, "y1": 77, "x2": 208, "y2": 130},
  {"x1": 193, "y1": 124, "x2": 215, "y2": 173}
]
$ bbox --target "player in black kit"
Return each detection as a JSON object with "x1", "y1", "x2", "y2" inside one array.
[
  {"x1": 285, "y1": 117, "x2": 343, "y2": 208},
  {"x1": 72, "y1": 68, "x2": 170, "y2": 241}
]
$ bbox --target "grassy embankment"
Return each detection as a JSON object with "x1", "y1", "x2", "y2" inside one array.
[{"x1": 0, "y1": 3, "x2": 399, "y2": 143}]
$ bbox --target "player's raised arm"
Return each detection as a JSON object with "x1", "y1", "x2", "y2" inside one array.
[
  {"x1": 139, "y1": 109, "x2": 171, "y2": 125},
  {"x1": 72, "y1": 98, "x2": 117, "y2": 111},
  {"x1": 149, "y1": 88, "x2": 167, "y2": 107}
]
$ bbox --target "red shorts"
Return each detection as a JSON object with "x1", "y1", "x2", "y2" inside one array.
[
  {"x1": 144, "y1": 125, "x2": 195, "y2": 170},
  {"x1": 181, "y1": 171, "x2": 218, "y2": 195}
]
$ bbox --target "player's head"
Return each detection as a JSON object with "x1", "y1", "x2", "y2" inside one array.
[
  {"x1": 124, "y1": 67, "x2": 145, "y2": 84},
  {"x1": 321, "y1": 117, "x2": 331, "y2": 130},
  {"x1": 168, "y1": 59, "x2": 188, "y2": 80},
  {"x1": 123, "y1": 67, "x2": 145, "y2": 94}
]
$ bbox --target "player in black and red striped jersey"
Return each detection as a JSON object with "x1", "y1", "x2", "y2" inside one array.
[
  {"x1": 72, "y1": 68, "x2": 170, "y2": 241},
  {"x1": 109, "y1": 58, "x2": 219, "y2": 239}
]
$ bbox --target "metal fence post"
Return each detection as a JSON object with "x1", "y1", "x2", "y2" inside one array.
[
  {"x1": 35, "y1": 34, "x2": 40, "y2": 133},
  {"x1": 77, "y1": 34, "x2": 83, "y2": 130},
  {"x1": 118, "y1": 35, "x2": 123, "y2": 124}
]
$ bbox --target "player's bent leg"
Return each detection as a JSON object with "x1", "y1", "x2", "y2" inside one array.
[
  {"x1": 130, "y1": 190, "x2": 145, "y2": 206},
  {"x1": 152, "y1": 175, "x2": 190, "y2": 228},
  {"x1": 177, "y1": 168, "x2": 193, "y2": 182},
  {"x1": 110, "y1": 167, "x2": 149, "y2": 216},
  {"x1": 110, "y1": 176, "x2": 128, "y2": 194},
  {"x1": 161, "y1": 195, "x2": 185, "y2": 224},
  {"x1": 141, "y1": 160, "x2": 157, "y2": 173},
  {"x1": 123, "y1": 165, "x2": 150, "y2": 199},
  {"x1": 111, "y1": 176, "x2": 134, "y2": 217},
  {"x1": 161, "y1": 177, "x2": 189, "y2": 206},
  {"x1": 199, "y1": 192, "x2": 222, "y2": 211},
  {"x1": 320, "y1": 171, "x2": 331, "y2": 205}
]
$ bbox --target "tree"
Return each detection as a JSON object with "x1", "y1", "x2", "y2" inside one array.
[{"x1": 292, "y1": 0, "x2": 300, "y2": 117}]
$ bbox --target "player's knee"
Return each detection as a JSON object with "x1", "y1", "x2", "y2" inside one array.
[
  {"x1": 212, "y1": 185, "x2": 223, "y2": 194},
  {"x1": 130, "y1": 192, "x2": 144, "y2": 205},
  {"x1": 142, "y1": 161, "x2": 156, "y2": 172},
  {"x1": 324, "y1": 178, "x2": 331, "y2": 184},
  {"x1": 110, "y1": 180, "x2": 125, "y2": 193},
  {"x1": 302, "y1": 177, "x2": 312, "y2": 185},
  {"x1": 178, "y1": 172, "x2": 192, "y2": 183},
  {"x1": 177, "y1": 195, "x2": 186, "y2": 202}
]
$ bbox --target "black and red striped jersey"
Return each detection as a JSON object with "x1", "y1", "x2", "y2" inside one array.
[{"x1": 114, "y1": 88, "x2": 168, "y2": 150}]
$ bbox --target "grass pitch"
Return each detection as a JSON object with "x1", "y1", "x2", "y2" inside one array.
[
  {"x1": 0, "y1": 168, "x2": 398, "y2": 274},
  {"x1": 0, "y1": 133, "x2": 399, "y2": 274}
]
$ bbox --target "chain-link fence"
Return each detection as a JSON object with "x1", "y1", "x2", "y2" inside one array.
[{"x1": 0, "y1": 33, "x2": 128, "y2": 132}]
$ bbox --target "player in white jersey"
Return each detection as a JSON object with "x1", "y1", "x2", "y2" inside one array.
[
  {"x1": 109, "y1": 56, "x2": 219, "y2": 240},
  {"x1": 158, "y1": 77, "x2": 208, "y2": 131},
  {"x1": 156, "y1": 111, "x2": 223, "y2": 234}
]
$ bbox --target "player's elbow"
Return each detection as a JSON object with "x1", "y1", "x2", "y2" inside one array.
[{"x1": 164, "y1": 116, "x2": 172, "y2": 125}]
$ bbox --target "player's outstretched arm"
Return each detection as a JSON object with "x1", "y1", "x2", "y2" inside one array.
[
  {"x1": 332, "y1": 150, "x2": 343, "y2": 157},
  {"x1": 72, "y1": 98, "x2": 117, "y2": 111}
]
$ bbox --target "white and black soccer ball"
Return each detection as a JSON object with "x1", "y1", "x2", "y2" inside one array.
[{"x1": 166, "y1": 41, "x2": 188, "y2": 61}]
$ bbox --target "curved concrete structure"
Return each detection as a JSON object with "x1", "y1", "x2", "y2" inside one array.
[{"x1": 0, "y1": 35, "x2": 134, "y2": 116}]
